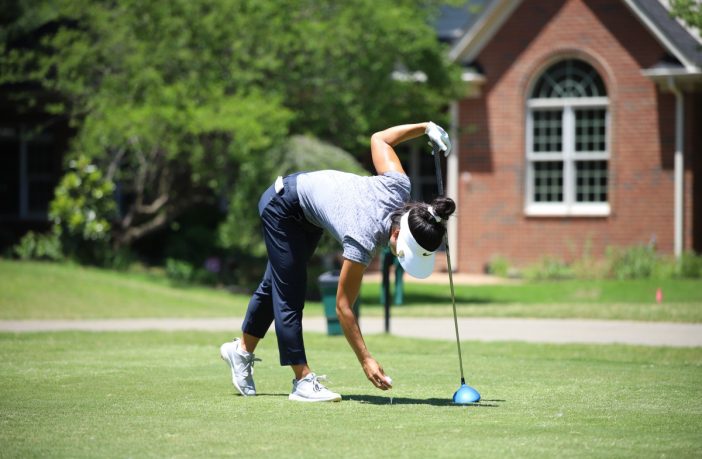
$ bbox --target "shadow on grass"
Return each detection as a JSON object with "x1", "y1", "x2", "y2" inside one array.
[
  {"x1": 344, "y1": 394, "x2": 501, "y2": 407},
  {"x1": 250, "y1": 393, "x2": 504, "y2": 408}
]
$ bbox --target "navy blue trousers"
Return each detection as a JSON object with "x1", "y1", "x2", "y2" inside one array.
[{"x1": 242, "y1": 174, "x2": 323, "y2": 366}]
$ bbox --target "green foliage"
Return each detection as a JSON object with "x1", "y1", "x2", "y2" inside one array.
[
  {"x1": 606, "y1": 244, "x2": 659, "y2": 280},
  {"x1": 570, "y1": 256, "x2": 610, "y2": 280},
  {"x1": 677, "y1": 251, "x2": 702, "y2": 278},
  {"x1": 12, "y1": 231, "x2": 63, "y2": 261},
  {"x1": 670, "y1": 0, "x2": 702, "y2": 35},
  {"x1": 165, "y1": 258, "x2": 217, "y2": 285},
  {"x1": 165, "y1": 258, "x2": 195, "y2": 284},
  {"x1": 568, "y1": 237, "x2": 609, "y2": 279},
  {"x1": 48, "y1": 156, "x2": 116, "y2": 264},
  {"x1": 523, "y1": 256, "x2": 573, "y2": 281},
  {"x1": 486, "y1": 255, "x2": 511, "y2": 277},
  {"x1": 164, "y1": 222, "x2": 220, "y2": 268},
  {"x1": 494, "y1": 246, "x2": 702, "y2": 281},
  {"x1": 50, "y1": 157, "x2": 115, "y2": 242},
  {"x1": 2, "y1": 0, "x2": 461, "y2": 255}
]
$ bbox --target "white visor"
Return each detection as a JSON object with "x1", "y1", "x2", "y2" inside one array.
[{"x1": 395, "y1": 211, "x2": 436, "y2": 279}]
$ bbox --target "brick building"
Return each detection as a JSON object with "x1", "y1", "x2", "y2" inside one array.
[{"x1": 440, "y1": 0, "x2": 702, "y2": 272}]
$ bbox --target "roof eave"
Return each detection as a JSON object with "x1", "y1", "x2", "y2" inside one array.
[
  {"x1": 622, "y1": 0, "x2": 701, "y2": 71},
  {"x1": 448, "y1": 0, "x2": 523, "y2": 64},
  {"x1": 461, "y1": 70, "x2": 487, "y2": 84},
  {"x1": 642, "y1": 67, "x2": 702, "y2": 91},
  {"x1": 642, "y1": 67, "x2": 702, "y2": 78}
]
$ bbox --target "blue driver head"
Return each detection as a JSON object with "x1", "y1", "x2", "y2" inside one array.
[{"x1": 453, "y1": 383, "x2": 481, "y2": 404}]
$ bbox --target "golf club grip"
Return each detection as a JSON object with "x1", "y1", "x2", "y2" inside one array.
[{"x1": 433, "y1": 144, "x2": 444, "y2": 196}]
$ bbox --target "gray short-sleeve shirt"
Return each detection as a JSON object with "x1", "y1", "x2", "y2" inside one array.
[{"x1": 296, "y1": 170, "x2": 411, "y2": 265}]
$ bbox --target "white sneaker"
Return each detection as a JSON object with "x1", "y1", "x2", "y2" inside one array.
[
  {"x1": 289, "y1": 373, "x2": 342, "y2": 402},
  {"x1": 220, "y1": 338, "x2": 261, "y2": 396}
]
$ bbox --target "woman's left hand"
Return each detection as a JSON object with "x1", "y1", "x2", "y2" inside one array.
[{"x1": 425, "y1": 121, "x2": 452, "y2": 157}]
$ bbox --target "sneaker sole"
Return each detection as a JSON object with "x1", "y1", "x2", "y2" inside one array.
[
  {"x1": 288, "y1": 393, "x2": 342, "y2": 403},
  {"x1": 219, "y1": 343, "x2": 252, "y2": 397}
]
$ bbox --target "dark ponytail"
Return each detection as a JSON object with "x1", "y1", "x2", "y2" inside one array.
[
  {"x1": 389, "y1": 197, "x2": 456, "y2": 252},
  {"x1": 429, "y1": 196, "x2": 456, "y2": 222}
]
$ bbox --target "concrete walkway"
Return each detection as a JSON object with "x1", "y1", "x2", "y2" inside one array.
[{"x1": 1, "y1": 316, "x2": 701, "y2": 347}]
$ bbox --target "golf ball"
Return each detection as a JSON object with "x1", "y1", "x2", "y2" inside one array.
[{"x1": 385, "y1": 376, "x2": 393, "y2": 385}]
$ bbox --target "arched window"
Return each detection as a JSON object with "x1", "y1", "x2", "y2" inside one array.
[{"x1": 526, "y1": 59, "x2": 610, "y2": 216}]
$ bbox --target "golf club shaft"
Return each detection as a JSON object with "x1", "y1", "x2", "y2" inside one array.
[{"x1": 433, "y1": 147, "x2": 466, "y2": 384}]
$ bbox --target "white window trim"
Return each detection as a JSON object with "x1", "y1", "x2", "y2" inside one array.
[
  {"x1": 527, "y1": 97, "x2": 609, "y2": 109},
  {"x1": 525, "y1": 98, "x2": 611, "y2": 217},
  {"x1": 526, "y1": 203, "x2": 611, "y2": 217}
]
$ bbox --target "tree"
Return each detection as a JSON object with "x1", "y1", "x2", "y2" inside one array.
[
  {"x1": 1, "y1": 0, "x2": 462, "y2": 254},
  {"x1": 670, "y1": 0, "x2": 702, "y2": 36}
]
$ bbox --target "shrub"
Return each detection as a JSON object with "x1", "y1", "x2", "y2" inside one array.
[
  {"x1": 649, "y1": 255, "x2": 677, "y2": 280},
  {"x1": 570, "y1": 256, "x2": 609, "y2": 279},
  {"x1": 523, "y1": 256, "x2": 573, "y2": 281},
  {"x1": 165, "y1": 258, "x2": 195, "y2": 283},
  {"x1": 677, "y1": 251, "x2": 702, "y2": 278},
  {"x1": 49, "y1": 156, "x2": 116, "y2": 264},
  {"x1": 567, "y1": 236, "x2": 608, "y2": 279},
  {"x1": 607, "y1": 245, "x2": 658, "y2": 280},
  {"x1": 486, "y1": 255, "x2": 511, "y2": 277},
  {"x1": 13, "y1": 231, "x2": 63, "y2": 261},
  {"x1": 165, "y1": 258, "x2": 217, "y2": 285}
]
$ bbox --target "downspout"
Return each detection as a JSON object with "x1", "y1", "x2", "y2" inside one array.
[
  {"x1": 668, "y1": 77, "x2": 684, "y2": 258},
  {"x1": 448, "y1": 101, "x2": 460, "y2": 270}
]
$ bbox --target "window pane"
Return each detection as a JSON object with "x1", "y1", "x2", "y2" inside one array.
[
  {"x1": 532, "y1": 110, "x2": 562, "y2": 153},
  {"x1": 0, "y1": 137, "x2": 20, "y2": 214},
  {"x1": 533, "y1": 161, "x2": 563, "y2": 202},
  {"x1": 531, "y1": 59, "x2": 607, "y2": 98},
  {"x1": 576, "y1": 109, "x2": 606, "y2": 152},
  {"x1": 28, "y1": 179, "x2": 56, "y2": 214},
  {"x1": 27, "y1": 142, "x2": 58, "y2": 175},
  {"x1": 417, "y1": 148, "x2": 444, "y2": 200},
  {"x1": 576, "y1": 161, "x2": 608, "y2": 202}
]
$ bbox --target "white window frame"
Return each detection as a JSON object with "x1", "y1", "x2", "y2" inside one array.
[{"x1": 525, "y1": 96, "x2": 611, "y2": 217}]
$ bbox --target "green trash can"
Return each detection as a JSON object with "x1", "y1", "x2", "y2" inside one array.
[{"x1": 318, "y1": 270, "x2": 360, "y2": 335}]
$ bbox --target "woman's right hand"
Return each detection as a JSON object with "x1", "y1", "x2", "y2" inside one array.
[{"x1": 362, "y1": 357, "x2": 392, "y2": 390}]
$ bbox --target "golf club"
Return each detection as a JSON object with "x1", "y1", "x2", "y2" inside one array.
[{"x1": 431, "y1": 141, "x2": 481, "y2": 405}]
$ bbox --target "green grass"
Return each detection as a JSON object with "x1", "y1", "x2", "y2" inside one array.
[
  {"x1": 0, "y1": 259, "x2": 258, "y2": 319},
  {"x1": 1, "y1": 331, "x2": 700, "y2": 458},
  {"x1": 359, "y1": 281, "x2": 702, "y2": 322},
  {"x1": 1, "y1": 259, "x2": 701, "y2": 322},
  {"x1": 362, "y1": 278, "x2": 702, "y2": 305}
]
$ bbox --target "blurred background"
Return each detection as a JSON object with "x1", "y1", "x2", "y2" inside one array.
[{"x1": 1, "y1": 0, "x2": 701, "y2": 291}]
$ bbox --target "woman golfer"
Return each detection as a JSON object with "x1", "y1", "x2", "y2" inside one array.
[{"x1": 220, "y1": 122, "x2": 455, "y2": 402}]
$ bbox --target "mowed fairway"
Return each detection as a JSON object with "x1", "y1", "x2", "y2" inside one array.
[{"x1": 1, "y1": 331, "x2": 700, "y2": 458}]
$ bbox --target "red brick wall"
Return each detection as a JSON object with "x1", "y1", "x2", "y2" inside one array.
[{"x1": 455, "y1": 0, "x2": 694, "y2": 272}]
